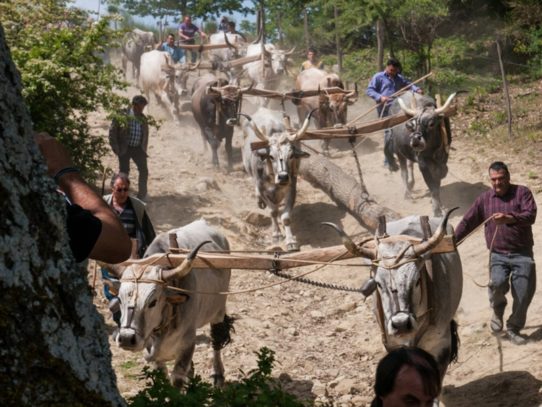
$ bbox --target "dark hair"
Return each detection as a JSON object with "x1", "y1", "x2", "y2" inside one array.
[
  {"x1": 110, "y1": 172, "x2": 130, "y2": 188},
  {"x1": 131, "y1": 95, "x2": 148, "y2": 106},
  {"x1": 167, "y1": 33, "x2": 175, "y2": 39},
  {"x1": 386, "y1": 57, "x2": 401, "y2": 68},
  {"x1": 371, "y1": 347, "x2": 441, "y2": 407},
  {"x1": 308, "y1": 46, "x2": 317, "y2": 54},
  {"x1": 228, "y1": 21, "x2": 235, "y2": 29},
  {"x1": 489, "y1": 161, "x2": 509, "y2": 175}
]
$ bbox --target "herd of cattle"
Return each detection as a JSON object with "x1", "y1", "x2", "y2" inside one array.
[{"x1": 106, "y1": 27, "x2": 463, "y2": 395}]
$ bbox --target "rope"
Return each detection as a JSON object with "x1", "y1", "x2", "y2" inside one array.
[{"x1": 456, "y1": 214, "x2": 498, "y2": 288}]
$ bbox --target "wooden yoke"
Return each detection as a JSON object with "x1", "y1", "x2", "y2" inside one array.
[
  {"x1": 420, "y1": 216, "x2": 435, "y2": 324},
  {"x1": 169, "y1": 233, "x2": 179, "y2": 250},
  {"x1": 377, "y1": 215, "x2": 387, "y2": 237}
]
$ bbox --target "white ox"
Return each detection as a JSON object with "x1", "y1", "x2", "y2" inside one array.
[
  {"x1": 240, "y1": 108, "x2": 311, "y2": 251},
  {"x1": 209, "y1": 32, "x2": 246, "y2": 65},
  {"x1": 140, "y1": 50, "x2": 189, "y2": 120},
  {"x1": 326, "y1": 208, "x2": 462, "y2": 382},
  {"x1": 110, "y1": 219, "x2": 233, "y2": 387},
  {"x1": 121, "y1": 28, "x2": 155, "y2": 80},
  {"x1": 243, "y1": 43, "x2": 294, "y2": 106}
]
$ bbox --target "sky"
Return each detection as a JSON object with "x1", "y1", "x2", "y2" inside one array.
[{"x1": 71, "y1": 0, "x2": 255, "y2": 28}]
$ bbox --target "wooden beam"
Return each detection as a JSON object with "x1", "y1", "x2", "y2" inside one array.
[{"x1": 120, "y1": 236, "x2": 456, "y2": 270}]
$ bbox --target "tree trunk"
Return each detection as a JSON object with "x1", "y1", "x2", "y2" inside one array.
[
  {"x1": 376, "y1": 19, "x2": 385, "y2": 71},
  {"x1": 298, "y1": 152, "x2": 400, "y2": 233},
  {"x1": 0, "y1": 24, "x2": 124, "y2": 406},
  {"x1": 334, "y1": 5, "x2": 342, "y2": 73},
  {"x1": 303, "y1": 8, "x2": 310, "y2": 50}
]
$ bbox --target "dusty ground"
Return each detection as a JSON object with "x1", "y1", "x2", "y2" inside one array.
[{"x1": 89, "y1": 69, "x2": 542, "y2": 406}]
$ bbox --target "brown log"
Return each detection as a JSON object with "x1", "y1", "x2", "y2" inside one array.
[{"x1": 298, "y1": 152, "x2": 400, "y2": 233}]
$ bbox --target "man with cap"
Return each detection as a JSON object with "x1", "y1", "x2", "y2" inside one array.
[{"x1": 108, "y1": 95, "x2": 150, "y2": 201}]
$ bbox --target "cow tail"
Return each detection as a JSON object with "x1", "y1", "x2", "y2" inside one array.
[
  {"x1": 449, "y1": 319, "x2": 460, "y2": 363},
  {"x1": 211, "y1": 314, "x2": 236, "y2": 350}
]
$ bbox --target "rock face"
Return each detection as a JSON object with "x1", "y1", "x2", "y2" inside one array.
[{"x1": 0, "y1": 24, "x2": 124, "y2": 406}]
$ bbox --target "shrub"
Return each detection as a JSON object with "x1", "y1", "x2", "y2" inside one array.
[{"x1": 128, "y1": 347, "x2": 317, "y2": 407}]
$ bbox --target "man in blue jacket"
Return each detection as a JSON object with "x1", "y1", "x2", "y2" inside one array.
[{"x1": 367, "y1": 58, "x2": 422, "y2": 171}]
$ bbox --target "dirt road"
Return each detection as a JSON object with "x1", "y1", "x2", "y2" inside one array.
[{"x1": 91, "y1": 73, "x2": 542, "y2": 406}]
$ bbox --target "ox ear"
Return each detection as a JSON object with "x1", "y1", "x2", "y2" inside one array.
[
  {"x1": 206, "y1": 85, "x2": 220, "y2": 96},
  {"x1": 165, "y1": 288, "x2": 189, "y2": 304},
  {"x1": 256, "y1": 147, "x2": 270, "y2": 158},
  {"x1": 406, "y1": 118, "x2": 416, "y2": 131},
  {"x1": 293, "y1": 146, "x2": 310, "y2": 158}
]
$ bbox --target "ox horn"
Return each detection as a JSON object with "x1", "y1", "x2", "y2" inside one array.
[
  {"x1": 321, "y1": 222, "x2": 376, "y2": 259},
  {"x1": 162, "y1": 240, "x2": 210, "y2": 281},
  {"x1": 240, "y1": 81, "x2": 254, "y2": 93},
  {"x1": 398, "y1": 97, "x2": 417, "y2": 116},
  {"x1": 223, "y1": 31, "x2": 236, "y2": 50},
  {"x1": 346, "y1": 82, "x2": 358, "y2": 99},
  {"x1": 434, "y1": 92, "x2": 457, "y2": 115},
  {"x1": 237, "y1": 113, "x2": 267, "y2": 141},
  {"x1": 288, "y1": 108, "x2": 316, "y2": 141},
  {"x1": 283, "y1": 46, "x2": 296, "y2": 56},
  {"x1": 411, "y1": 207, "x2": 458, "y2": 257}
]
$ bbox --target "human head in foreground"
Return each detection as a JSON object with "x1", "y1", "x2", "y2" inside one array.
[{"x1": 371, "y1": 347, "x2": 441, "y2": 407}]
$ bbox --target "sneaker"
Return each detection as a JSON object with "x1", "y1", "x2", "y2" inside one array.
[
  {"x1": 490, "y1": 312, "x2": 503, "y2": 333},
  {"x1": 506, "y1": 330, "x2": 527, "y2": 345}
]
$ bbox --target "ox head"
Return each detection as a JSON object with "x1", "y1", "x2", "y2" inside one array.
[
  {"x1": 261, "y1": 43, "x2": 295, "y2": 75},
  {"x1": 111, "y1": 241, "x2": 208, "y2": 352},
  {"x1": 243, "y1": 110, "x2": 313, "y2": 185},
  {"x1": 319, "y1": 80, "x2": 358, "y2": 126},
  {"x1": 324, "y1": 208, "x2": 457, "y2": 348},
  {"x1": 207, "y1": 81, "x2": 252, "y2": 120},
  {"x1": 398, "y1": 93, "x2": 457, "y2": 153}
]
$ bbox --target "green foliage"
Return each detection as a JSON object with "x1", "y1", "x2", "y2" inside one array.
[
  {"x1": 1, "y1": 0, "x2": 128, "y2": 181},
  {"x1": 108, "y1": 0, "x2": 252, "y2": 21},
  {"x1": 128, "y1": 347, "x2": 311, "y2": 407},
  {"x1": 341, "y1": 48, "x2": 378, "y2": 83}
]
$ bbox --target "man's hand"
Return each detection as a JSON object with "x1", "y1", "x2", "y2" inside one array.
[
  {"x1": 380, "y1": 95, "x2": 391, "y2": 103},
  {"x1": 493, "y1": 213, "x2": 516, "y2": 225},
  {"x1": 34, "y1": 132, "x2": 73, "y2": 177}
]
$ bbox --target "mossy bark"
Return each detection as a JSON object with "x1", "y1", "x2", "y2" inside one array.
[{"x1": 0, "y1": 24, "x2": 124, "y2": 407}]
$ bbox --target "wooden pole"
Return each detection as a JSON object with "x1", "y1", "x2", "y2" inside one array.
[
  {"x1": 346, "y1": 72, "x2": 433, "y2": 126},
  {"x1": 495, "y1": 39, "x2": 513, "y2": 139}
]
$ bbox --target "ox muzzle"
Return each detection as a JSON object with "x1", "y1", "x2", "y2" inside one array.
[
  {"x1": 389, "y1": 311, "x2": 417, "y2": 335},
  {"x1": 409, "y1": 131, "x2": 427, "y2": 152},
  {"x1": 276, "y1": 171, "x2": 289, "y2": 185}
]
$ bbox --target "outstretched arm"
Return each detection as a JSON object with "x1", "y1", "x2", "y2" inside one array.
[{"x1": 35, "y1": 132, "x2": 131, "y2": 263}]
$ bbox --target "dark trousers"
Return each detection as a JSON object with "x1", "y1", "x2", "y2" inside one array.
[
  {"x1": 489, "y1": 251, "x2": 536, "y2": 332},
  {"x1": 119, "y1": 146, "x2": 148, "y2": 199}
]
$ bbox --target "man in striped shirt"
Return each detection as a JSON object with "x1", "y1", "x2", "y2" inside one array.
[
  {"x1": 109, "y1": 95, "x2": 149, "y2": 201},
  {"x1": 455, "y1": 161, "x2": 537, "y2": 345}
]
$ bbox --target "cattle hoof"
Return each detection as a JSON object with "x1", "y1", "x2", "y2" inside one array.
[
  {"x1": 286, "y1": 242, "x2": 300, "y2": 252},
  {"x1": 211, "y1": 374, "x2": 225, "y2": 387}
]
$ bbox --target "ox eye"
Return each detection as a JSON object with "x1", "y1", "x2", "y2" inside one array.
[{"x1": 148, "y1": 299, "x2": 157, "y2": 308}]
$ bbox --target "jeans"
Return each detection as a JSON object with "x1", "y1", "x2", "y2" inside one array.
[
  {"x1": 119, "y1": 146, "x2": 148, "y2": 199},
  {"x1": 101, "y1": 268, "x2": 121, "y2": 326},
  {"x1": 489, "y1": 251, "x2": 536, "y2": 332}
]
